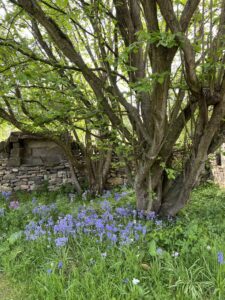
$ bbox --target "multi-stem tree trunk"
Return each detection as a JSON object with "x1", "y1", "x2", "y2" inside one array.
[
  {"x1": 58, "y1": 141, "x2": 82, "y2": 194},
  {"x1": 135, "y1": 154, "x2": 208, "y2": 216},
  {"x1": 134, "y1": 95, "x2": 225, "y2": 216},
  {"x1": 85, "y1": 149, "x2": 112, "y2": 195},
  {"x1": 85, "y1": 130, "x2": 112, "y2": 195},
  {"x1": 59, "y1": 136, "x2": 112, "y2": 195}
]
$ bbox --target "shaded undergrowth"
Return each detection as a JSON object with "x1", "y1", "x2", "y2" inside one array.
[{"x1": 0, "y1": 184, "x2": 225, "y2": 300}]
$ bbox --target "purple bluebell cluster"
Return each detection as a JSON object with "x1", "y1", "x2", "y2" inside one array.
[
  {"x1": 54, "y1": 214, "x2": 75, "y2": 236},
  {"x1": 114, "y1": 191, "x2": 128, "y2": 201},
  {"x1": 21, "y1": 190, "x2": 170, "y2": 249},
  {"x1": 1, "y1": 191, "x2": 12, "y2": 200},
  {"x1": 32, "y1": 203, "x2": 57, "y2": 217},
  {"x1": 102, "y1": 190, "x2": 128, "y2": 201},
  {"x1": 55, "y1": 237, "x2": 68, "y2": 247},
  {"x1": 24, "y1": 198, "x2": 152, "y2": 247},
  {"x1": 24, "y1": 220, "x2": 47, "y2": 240},
  {"x1": 102, "y1": 190, "x2": 112, "y2": 199},
  {"x1": 9, "y1": 200, "x2": 20, "y2": 210},
  {"x1": 218, "y1": 251, "x2": 224, "y2": 264}
]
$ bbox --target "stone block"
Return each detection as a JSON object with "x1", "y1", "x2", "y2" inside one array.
[
  {"x1": 21, "y1": 185, "x2": 29, "y2": 190},
  {"x1": 30, "y1": 185, "x2": 36, "y2": 191},
  {"x1": 58, "y1": 171, "x2": 66, "y2": 177},
  {"x1": 14, "y1": 186, "x2": 21, "y2": 191},
  {"x1": 0, "y1": 186, "x2": 12, "y2": 192},
  {"x1": 107, "y1": 177, "x2": 124, "y2": 186},
  {"x1": 8, "y1": 158, "x2": 21, "y2": 167},
  {"x1": 3, "y1": 174, "x2": 15, "y2": 180},
  {"x1": 18, "y1": 175, "x2": 28, "y2": 179}
]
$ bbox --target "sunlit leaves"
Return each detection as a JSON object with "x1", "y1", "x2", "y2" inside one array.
[
  {"x1": 136, "y1": 30, "x2": 179, "y2": 48},
  {"x1": 130, "y1": 72, "x2": 169, "y2": 94}
]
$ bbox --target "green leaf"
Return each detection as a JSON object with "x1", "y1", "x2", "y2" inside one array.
[
  {"x1": 8, "y1": 231, "x2": 23, "y2": 245},
  {"x1": 157, "y1": 76, "x2": 165, "y2": 84},
  {"x1": 149, "y1": 240, "x2": 157, "y2": 257}
]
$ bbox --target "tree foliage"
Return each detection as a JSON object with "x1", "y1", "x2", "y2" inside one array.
[{"x1": 0, "y1": 0, "x2": 224, "y2": 215}]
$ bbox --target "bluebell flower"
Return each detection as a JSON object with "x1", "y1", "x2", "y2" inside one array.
[
  {"x1": 46, "y1": 217, "x2": 54, "y2": 228},
  {"x1": 107, "y1": 232, "x2": 117, "y2": 244},
  {"x1": 106, "y1": 224, "x2": 118, "y2": 233},
  {"x1": 115, "y1": 207, "x2": 131, "y2": 217},
  {"x1": 155, "y1": 220, "x2": 163, "y2": 227},
  {"x1": 100, "y1": 200, "x2": 111, "y2": 211},
  {"x1": 58, "y1": 261, "x2": 63, "y2": 269},
  {"x1": 114, "y1": 191, "x2": 128, "y2": 201},
  {"x1": 55, "y1": 237, "x2": 68, "y2": 247},
  {"x1": 9, "y1": 200, "x2": 20, "y2": 209},
  {"x1": 114, "y1": 193, "x2": 121, "y2": 201},
  {"x1": 134, "y1": 233, "x2": 140, "y2": 241},
  {"x1": 24, "y1": 221, "x2": 46, "y2": 240},
  {"x1": 54, "y1": 214, "x2": 75, "y2": 236},
  {"x1": 95, "y1": 219, "x2": 104, "y2": 231},
  {"x1": 138, "y1": 210, "x2": 145, "y2": 219},
  {"x1": 218, "y1": 251, "x2": 224, "y2": 264},
  {"x1": 102, "y1": 211, "x2": 113, "y2": 221},
  {"x1": 32, "y1": 203, "x2": 57, "y2": 217},
  {"x1": 134, "y1": 223, "x2": 146, "y2": 234},
  {"x1": 146, "y1": 211, "x2": 156, "y2": 220},
  {"x1": 1, "y1": 191, "x2": 12, "y2": 200}
]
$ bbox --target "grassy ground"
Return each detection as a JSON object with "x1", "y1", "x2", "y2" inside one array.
[
  {"x1": 0, "y1": 183, "x2": 225, "y2": 299},
  {"x1": 0, "y1": 275, "x2": 23, "y2": 300},
  {"x1": 0, "y1": 275, "x2": 14, "y2": 300}
]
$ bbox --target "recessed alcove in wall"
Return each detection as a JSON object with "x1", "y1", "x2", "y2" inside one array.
[{"x1": 21, "y1": 139, "x2": 66, "y2": 166}]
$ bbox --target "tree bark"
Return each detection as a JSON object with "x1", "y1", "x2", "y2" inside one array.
[
  {"x1": 58, "y1": 143, "x2": 82, "y2": 194},
  {"x1": 86, "y1": 148, "x2": 112, "y2": 195}
]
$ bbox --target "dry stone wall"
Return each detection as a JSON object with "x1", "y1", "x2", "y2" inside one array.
[
  {"x1": 0, "y1": 157, "x2": 73, "y2": 192},
  {"x1": 210, "y1": 145, "x2": 225, "y2": 188},
  {"x1": 0, "y1": 132, "x2": 127, "y2": 192}
]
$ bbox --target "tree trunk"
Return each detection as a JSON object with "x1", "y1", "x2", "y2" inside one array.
[
  {"x1": 134, "y1": 157, "x2": 206, "y2": 216},
  {"x1": 67, "y1": 158, "x2": 82, "y2": 194},
  {"x1": 59, "y1": 143, "x2": 82, "y2": 194},
  {"x1": 84, "y1": 127, "x2": 113, "y2": 195},
  {"x1": 85, "y1": 147, "x2": 112, "y2": 195},
  {"x1": 134, "y1": 161, "x2": 153, "y2": 211},
  {"x1": 158, "y1": 153, "x2": 206, "y2": 216}
]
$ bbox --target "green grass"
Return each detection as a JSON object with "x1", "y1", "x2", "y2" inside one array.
[
  {"x1": 0, "y1": 274, "x2": 24, "y2": 300},
  {"x1": 0, "y1": 184, "x2": 225, "y2": 299}
]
